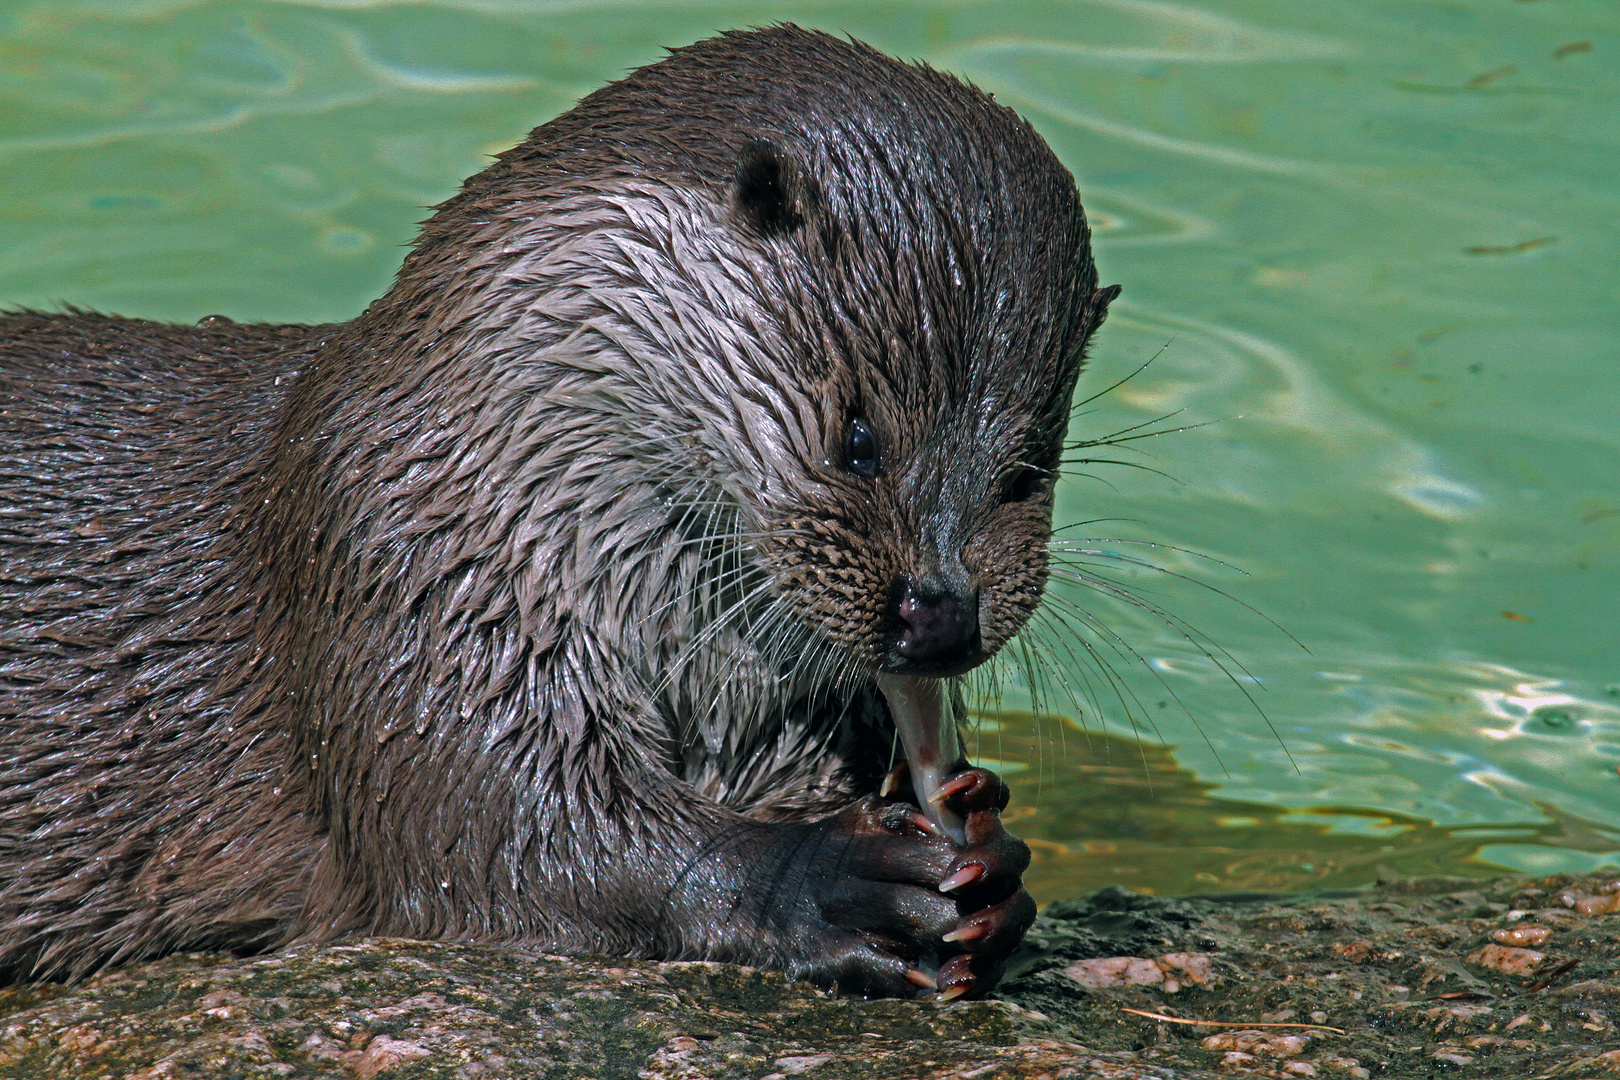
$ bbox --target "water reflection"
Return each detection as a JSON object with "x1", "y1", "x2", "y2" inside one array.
[{"x1": 974, "y1": 716, "x2": 1620, "y2": 902}]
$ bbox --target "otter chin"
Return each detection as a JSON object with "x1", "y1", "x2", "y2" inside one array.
[{"x1": 0, "y1": 26, "x2": 1118, "y2": 999}]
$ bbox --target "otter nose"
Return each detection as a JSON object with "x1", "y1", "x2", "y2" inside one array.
[{"x1": 892, "y1": 579, "x2": 980, "y2": 672}]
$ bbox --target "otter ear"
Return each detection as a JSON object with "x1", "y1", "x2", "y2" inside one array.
[
  {"x1": 731, "y1": 139, "x2": 808, "y2": 238},
  {"x1": 1089, "y1": 283, "x2": 1122, "y2": 331}
]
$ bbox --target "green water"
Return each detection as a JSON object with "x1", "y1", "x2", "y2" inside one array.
[{"x1": 4, "y1": 0, "x2": 1617, "y2": 897}]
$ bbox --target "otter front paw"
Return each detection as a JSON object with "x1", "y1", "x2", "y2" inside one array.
[
  {"x1": 704, "y1": 766, "x2": 1032, "y2": 999},
  {"x1": 928, "y1": 766, "x2": 1036, "y2": 1000},
  {"x1": 746, "y1": 797, "x2": 967, "y2": 998}
]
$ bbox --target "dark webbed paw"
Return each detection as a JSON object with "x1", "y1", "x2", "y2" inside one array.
[
  {"x1": 766, "y1": 796, "x2": 960, "y2": 997},
  {"x1": 708, "y1": 764, "x2": 1032, "y2": 999},
  {"x1": 928, "y1": 766, "x2": 1036, "y2": 1000}
]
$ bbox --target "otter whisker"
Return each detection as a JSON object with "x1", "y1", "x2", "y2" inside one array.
[
  {"x1": 1040, "y1": 573, "x2": 1267, "y2": 772},
  {"x1": 1025, "y1": 615, "x2": 1166, "y2": 791},
  {"x1": 1004, "y1": 628, "x2": 1086, "y2": 780},
  {"x1": 1045, "y1": 561, "x2": 1270, "y2": 687},
  {"x1": 1025, "y1": 600, "x2": 1156, "y2": 731},
  {"x1": 1024, "y1": 603, "x2": 1171, "y2": 758},
  {"x1": 1060, "y1": 458, "x2": 1185, "y2": 487},
  {"x1": 1065, "y1": 339, "x2": 1172, "y2": 419},
  {"x1": 1063, "y1": 412, "x2": 1219, "y2": 455},
  {"x1": 647, "y1": 573, "x2": 781, "y2": 703},
  {"x1": 635, "y1": 527, "x2": 794, "y2": 628}
]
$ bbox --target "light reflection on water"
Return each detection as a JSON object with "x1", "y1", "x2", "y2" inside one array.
[
  {"x1": 4, "y1": 0, "x2": 1617, "y2": 897},
  {"x1": 969, "y1": 716, "x2": 1616, "y2": 900}
]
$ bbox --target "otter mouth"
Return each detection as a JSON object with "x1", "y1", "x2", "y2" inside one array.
[
  {"x1": 885, "y1": 577, "x2": 984, "y2": 678},
  {"x1": 872, "y1": 673, "x2": 968, "y2": 846}
]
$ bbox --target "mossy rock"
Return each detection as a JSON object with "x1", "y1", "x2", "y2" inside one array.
[{"x1": 4, "y1": 871, "x2": 1619, "y2": 1079}]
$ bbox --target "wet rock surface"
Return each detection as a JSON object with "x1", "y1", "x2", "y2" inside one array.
[{"x1": 2, "y1": 871, "x2": 1618, "y2": 1079}]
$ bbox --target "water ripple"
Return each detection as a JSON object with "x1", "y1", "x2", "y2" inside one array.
[{"x1": 953, "y1": 0, "x2": 1349, "y2": 67}]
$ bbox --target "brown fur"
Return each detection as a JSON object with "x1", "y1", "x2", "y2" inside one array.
[{"x1": 0, "y1": 27, "x2": 1115, "y2": 994}]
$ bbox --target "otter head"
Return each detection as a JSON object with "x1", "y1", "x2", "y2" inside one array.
[
  {"x1": 726, "y1": 130, "x2": 1115, "y2": 682},
  {"x1": 697, "y1": 49, "x2": 1119, "y2": 835},
  {"x1": 701, "y1": 49, "x2": 1119, "y2": 690},
  {"x1": 342, "y1": 28, "x2": 1117, "y2": 828}
]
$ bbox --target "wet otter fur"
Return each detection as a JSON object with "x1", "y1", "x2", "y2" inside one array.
[{"x1": 0, "y1": 27, "x2": 1117, "y2": 997}]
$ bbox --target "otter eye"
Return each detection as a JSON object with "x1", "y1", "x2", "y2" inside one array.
[
  {"x1": 1004, "y1": 466, "x2": 1049, "y2": 503},
  {"x1": 844, "y1": 417, "x2": 881, "y2": 478}
]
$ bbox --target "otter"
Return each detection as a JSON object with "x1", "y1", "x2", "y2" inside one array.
[{"x1": 0, "y1": 26, "x2": 1117, "y2": 999}]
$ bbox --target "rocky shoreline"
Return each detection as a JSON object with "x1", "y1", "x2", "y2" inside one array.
[{"x1": 3, "y1": 871, "x2": 1618, "y2": 1079}]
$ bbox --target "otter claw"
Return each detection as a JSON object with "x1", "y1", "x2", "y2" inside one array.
[
  {"x1": 880, "y1": 761, "x2": 909, "y2": 799},
  {"x1": 909, "y1": 811, "x2": 946, "y2": 838},
  {"x1": 941, "y1": 920, "x2": 988, "y2": 944},
  {"x1": 938, "y1": 863, "x2": 984, "y2": 893},
  {"x1": 905, "y1": 967, "x2": 938, "y2": 989},
  {"x1": 931, "y1": 771, "x2": 978, "y2": 803}
]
